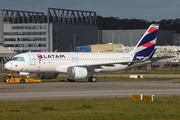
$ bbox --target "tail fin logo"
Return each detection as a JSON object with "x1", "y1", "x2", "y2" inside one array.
[
  {"x1": 130, "y1": 24, "x2": 159, "y2": 61},
  {"x1": 141, "y1": 41, "x2": 154, "y2": 48},
  {"x1": 148, "y1": 27, "x2": 158, "y2": 33},
  {"x1": 141, "y1": 26, "x2": 158, "y2": 48},
  {"x1": 36, "y1": 54, "x2": 43, "y2": 59}
]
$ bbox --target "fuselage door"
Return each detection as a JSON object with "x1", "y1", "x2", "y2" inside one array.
[{"x1": 29, "y1": 54, "x2": 36, "y2": 65}]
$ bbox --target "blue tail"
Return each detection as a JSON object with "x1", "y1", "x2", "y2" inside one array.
[{"x1": 130, "y1": 24, "x2": 159, "y2": 61}]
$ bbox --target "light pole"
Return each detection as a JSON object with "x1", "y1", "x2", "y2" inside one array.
[
  {"x1": 70, "y1": 46, "x2": 72, "y2": 52},
  {"x1": 123, "y1": 31, "x2": 126, "y2": 45},
  {"x1": 118, "y1": 33, "x2": 121, "y2": 44},
  {"x1": 111, "y1": 32, "x2": 114, "y2": 51},
  {"x1": 130, "y1": 31, "x2": 133, "y2": 46},
  {"x1": 111, "y1": 32, "x2": 114, "y2": 43},
  {"x1": 74, "y1": 34, "x2": 76, "y2": 52}
]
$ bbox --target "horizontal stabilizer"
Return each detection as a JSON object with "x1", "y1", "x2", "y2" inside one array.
[{"x1": 151, "y1": 56, "x2": 175, "y2": 62}]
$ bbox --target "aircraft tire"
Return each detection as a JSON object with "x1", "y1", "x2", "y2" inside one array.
[
  {"x1": 88, "y1": 77, "x2": 92, "y2": 82},
  {"x1": 91, "y1": 77, "x2": 97, "y2": 82},
  {"x1": 67, "y1": 78, "x2": 75, "y2": 82},
  {"x1": 20, "y1": 79, "x2": 25, "y2": 83},
  {"x1": 88, "y1": 77, "x2": 97, "y2": 82}
]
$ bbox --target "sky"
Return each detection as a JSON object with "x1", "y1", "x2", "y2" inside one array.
[{"x1": 1, "y1": 0, "x2": 180, "y2": 22}]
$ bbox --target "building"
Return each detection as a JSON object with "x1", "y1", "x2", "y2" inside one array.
[
  {"x1": 1, "y1": 9, "x2": 47, "y2": 53},
  {"x1": 0, "y1": 8, "x2": 98, "y2": 53},
  {"x1": 76, "y1": 43, "x2": 125, "y2": 52},
  {"x1": 100, "y1": 29, "x2": 176, "y2": 46},
  {"x1": 173, "y1": 34, "x2": 180, "y2": 45}
]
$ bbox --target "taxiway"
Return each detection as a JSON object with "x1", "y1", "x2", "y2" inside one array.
[{"x1": 0, "y1": 79, "x2": 179, "y2": 100}]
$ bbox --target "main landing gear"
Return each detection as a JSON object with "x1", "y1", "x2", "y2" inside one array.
[
  {"x1": 67, "y1": 78, "x2": 75, "y2": 82},
  {"x1": 88, "y1": 76, "x2": 97, "y2": 82},
  {"x1": 67, "y1": 76, "x2": 97, "y2": 82}
]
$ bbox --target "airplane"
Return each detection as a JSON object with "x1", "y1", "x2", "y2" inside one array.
[{"x1": 5, "y1": 24, "x2": 160, "y2": 82}]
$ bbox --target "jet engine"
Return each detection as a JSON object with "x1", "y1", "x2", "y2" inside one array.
[
  {"x1": 67, "y1": 67, "x2": 88, "y2": 80},
  {"x1": 36, "y1": 72, "x2": 59, "y2": 79}
]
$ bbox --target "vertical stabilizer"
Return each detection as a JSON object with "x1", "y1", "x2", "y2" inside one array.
[{"x1": 130, "y1": 24, "x2": 159, "y2": 61}]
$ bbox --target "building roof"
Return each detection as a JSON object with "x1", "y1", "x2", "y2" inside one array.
[
  {"x1": 76, "y1": 44, "x2": 125, "y2": 52},
  {"x1": 0, "y1": 46, "x2": 17, "y2": 57},
  {"x1": 90, "y1": 44, "x2": 124, "y2": 52}
]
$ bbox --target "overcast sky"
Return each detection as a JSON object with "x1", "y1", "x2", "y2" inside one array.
[{"x1": 1, "y1": 0, "x2": 180, "y2": 21}]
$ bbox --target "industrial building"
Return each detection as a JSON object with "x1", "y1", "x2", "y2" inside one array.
[
  {"x1": 0, "y1": 8, "x2": 98, "y2": 53},
  {"x1": 100, "y1": 29, "x2": 176, "y2": 46}
]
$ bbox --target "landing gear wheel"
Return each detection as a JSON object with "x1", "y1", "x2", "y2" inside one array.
[
  {"x1": 67, "y1": 78, "x2": 75, "y2": 82},
  {"x1": 88, "y1": 77, "x2": 92, "y2": 82},
  {"x1": 91, "y1": 77, "x2": 97, "y2": 82},
  {"x1": 20, "y1": 79, "x2": 25, "y2": 83},
  {"x1": 88, "y1": 77, "x2": 97, "y2": 82}
]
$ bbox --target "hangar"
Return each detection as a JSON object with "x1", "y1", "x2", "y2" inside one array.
[
  {"x1": 0, "y1": 8, "x2": 98, "y2": 53},
  {"x1": 100, "y1": 29, "x2": 176, "y2": 46},
  {"x1": 0, "y1": 45, "x2": 17, "y2": 69}
]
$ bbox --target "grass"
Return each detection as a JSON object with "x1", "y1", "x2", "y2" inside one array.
[
  {"x1": 1, "y1": 69, "x2": 180, "y2": 119},
  {"x1": 0, "y1": 97, "x2": 180, "y2": 120}
]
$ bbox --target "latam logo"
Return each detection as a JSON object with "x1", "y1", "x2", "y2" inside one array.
[
  {"x1": 136, "y1": 56, "x2": 144, "y2": 60},
  {"x1": 36, "y1": 54, "x2": 66, "y2": 59}
]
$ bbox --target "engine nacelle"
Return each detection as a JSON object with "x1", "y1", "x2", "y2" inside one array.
[
  {"x1": 67, "y1": 67, "x2": 88, "y2": 80},
  {"x1": 36, "y1": 72, "x2": 59, "y2": 79}
]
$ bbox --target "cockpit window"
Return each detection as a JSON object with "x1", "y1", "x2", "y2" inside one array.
[{"x1": 11, "y1": 57, "x2": 25, "y2": 62}]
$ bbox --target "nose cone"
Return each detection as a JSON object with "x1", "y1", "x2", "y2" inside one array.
[{"x1": 5, "y1": 62, "x2": 12, "y2": 70}]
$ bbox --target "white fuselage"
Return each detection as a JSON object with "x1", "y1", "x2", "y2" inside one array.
[{"x1": 6, "y1": 52, "x2": 133, "y2": 73}]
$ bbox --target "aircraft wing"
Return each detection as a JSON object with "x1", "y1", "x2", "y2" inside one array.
[
  {"x1": 69, "y1": 60, "x2": 145, "y2": 68},
  {"x1": 56, "y1": 56, "x2": 175, "y2": 73},
  {"x1": 55, "y1": 60, "x2": 146, "y2": 73},
  {"x1": 68, "y1": 56, "x2": 174, "y2": 68}
]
